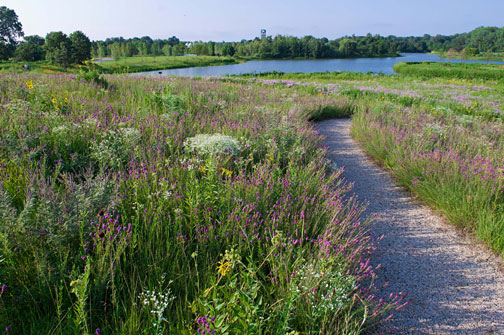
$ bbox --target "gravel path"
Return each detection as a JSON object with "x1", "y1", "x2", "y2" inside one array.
[{"x1": 317, "y1": 118, "x2": 504, "y2": 335}]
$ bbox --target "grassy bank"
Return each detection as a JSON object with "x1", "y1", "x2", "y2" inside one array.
[
  {"x1": 393, "y1": 61, "x2": 504, "y2": 80},
  {"x1": 0, "y1": 74, "x2": 400, "y2": 334},
  {"x1": 95, "y1": 55, "x2": 240, "y2": 73},
  {"x1": 234, "y1": 68, "x2": 504, "y2": 256},
  {"x1": 0, "y1": 56, "x2": 241, "y2": 75},
  {"x1": 437, "y1": 51, "x2": 504, "y2": 62}
]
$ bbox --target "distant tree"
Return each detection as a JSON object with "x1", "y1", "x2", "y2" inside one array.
[
  {"x1": 461, "y1": 47, "x2": 477, "y2": 59},
  {"x1": 162, "y1": 44, "x2": 172, "y2": 56},
  {"x1": 221, "y1": 43, "x2": 235, "y2": 56},
  {"x1": 45, "y1": 31, "x2": 72, "y2": 67},
  {"x1": 70, "y1": 30, "x2": 91, "y2": 63},
  {"x1": 96, "y1": 41, "x2": 107, "y2": 58},
  {"x1": 109, "y1": 42, "x2": 122, "y2": 60},
  {"x1": 173, "y1": 43, "x2": 186, "y2": 56},
  {"x1": 167, "y1": 36, "x2": 179, "y2": 47},
  {"x1": 24, "y1": 35, "x2": 44, "y2": 46},
  {"x1": 14, "y1": 42, "x2": 44, "y2": 61},
  {"x1": 338, "y1": 38, "x2": 357, "y2": 57},
  {"x1": 0, "y1": 6, "x2": 24, "y2": 60}
]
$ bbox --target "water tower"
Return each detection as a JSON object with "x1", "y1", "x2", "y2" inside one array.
[{"x1": 261, "y1": 29, "x2": 266, "y2": 38}]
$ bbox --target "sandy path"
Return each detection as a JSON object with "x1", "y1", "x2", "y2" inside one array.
[{"x1": 317, "y1": 118, "x2": 504, "y2": 335}]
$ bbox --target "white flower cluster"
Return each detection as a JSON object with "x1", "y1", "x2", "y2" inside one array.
[
  {"x1": 184, "y1": 133, "x2": 242, "y2": 156},
  {"x1": 52, "y1": 125, "x2": 69, "y2": 135},
  {"x1": 295, "y1": 262, "x2": 355, "y2": 314},
  {"x1": 139, "y1": 286, "x2": 176, "y2": 330},
  {"x1": 91, "y1": 128, "x2": 141, "y2": 168}
]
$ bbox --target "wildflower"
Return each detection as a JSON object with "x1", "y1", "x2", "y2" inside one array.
[
  {"x1": 199, "y1": 165, "x2": 206, "y2": 173},
  {"x1": 221, "y1": 168, "x2": 232, "y2": 178},
  {"x1": 25, "y1": 80, "x2": 34, "y2": 89},
  {"x1": 266, "y1": 153, "x2": 273, "y2": 163},
  {"x1": 95, "y1": 329, "x2": 101, "y2": 334},
  {"x1": 52, "y1": 98, "x2": 57, "y2": 104},
  {"x1": 216, "y1": 260, "x2": 230, "y2": 276},
  {"x1": 1, "y1": 285, "x2": 6, "y2": 293},
  {"x1": 64, "y1": 97, "x2": 68, "y2": 103}
]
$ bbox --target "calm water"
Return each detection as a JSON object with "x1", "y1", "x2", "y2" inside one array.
[{"x1": 136, "y1": 53, "x2": 504, "y2": 76}]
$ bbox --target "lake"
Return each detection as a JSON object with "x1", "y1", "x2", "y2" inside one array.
[{"x1": 136, "y1": 53, "x2": 504, "y2": 76}]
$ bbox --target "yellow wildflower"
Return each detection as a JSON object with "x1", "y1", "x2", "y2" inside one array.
[
  {"x1": 64, "y1": 98, "x2": 68, "y2": 103},
  {"x1": 25, "y1": 80, "x2": 34, "y2": 90},
  {"x1": 84, "y1": 60, "x2": 88, "y2": 65},
  {"x1": 90, "y1": 58, "x2": 95, "y2": 61},
  {"x1": 221, "y1": 168, "x2": 233, "y2": 177},
  {"x1": 266, "y1": 153, "x2": 273, "y2": 163},
  {"x1": 52, "y1": 98, "x2": 57, "y2": 104},
  {"x1": 199, "y1": 165, "x2": 206, "y2": 173},
  {"x1": 216, "y1": 260, "x2": 230, "y2": 277}
]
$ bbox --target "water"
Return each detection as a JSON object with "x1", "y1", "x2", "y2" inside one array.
[{"x1": 135, "y1": 53, "x2": 504, "y2": 76}]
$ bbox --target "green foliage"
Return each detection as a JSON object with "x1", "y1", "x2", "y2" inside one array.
[
  {"x1": 70, "y1": 31, "x2": 91, "y2": 64},
  {"x1": 77, "y1": 67, "x2": 109, "y2": 88},
  {"x1": 23, "y1": 35, "x2": 44, "y2": 46},
  {"x1": 13, "y1": 42, "x2": 44, "y2": 62},
  {"x1": 0, "y1": 6, "x2": 23, "y2": 60},
  {"x1": 45, "y1": 31, "x2": 73, "y2": 68}
]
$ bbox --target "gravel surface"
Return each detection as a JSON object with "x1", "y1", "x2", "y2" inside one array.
[{"x1": 317, "y1": 118, "x2": 504, "y2": 335}]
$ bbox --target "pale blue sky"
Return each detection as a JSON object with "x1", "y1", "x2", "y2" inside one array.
[{"x1": 5, "y1": 0, "x2": 504, "y2": 41}]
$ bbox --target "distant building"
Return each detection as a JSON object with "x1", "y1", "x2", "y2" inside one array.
[{"x1": 261, "y1": 29, "x2": 266, "y2": 38}]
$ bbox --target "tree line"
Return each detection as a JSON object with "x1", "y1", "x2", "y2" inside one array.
[
  {"x1": 3, "y1": 5, "x2": 504, "y2": 66},
  {"x1": 386, "y1": 26, "x2": 504, "y2": 54}
]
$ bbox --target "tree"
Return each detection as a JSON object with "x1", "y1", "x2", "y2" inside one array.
[
  {"x1": 45, "y1": 31, "x2": 72, "y2": 67},
  {"x1": 0, "y1": 6, "x2": 24, "y2": 60},
  {"x1": 70, "y1": 30, "x2": 91, "y2": 63},
  {"x1": 162, "y1": 44, "x2": 172, "y2": 56},
  {"x1": 221, "y1": 43, "x2": 235, "y2": 56},
  {"x1": 14, "y1": 42, "x2": 44, "y2": 61},
  {"x1": 173, "y1": 43, "x2": 186, "y2": 56},
  {"x1": 24, "y1": 35, "x2": 44, "y2": 46}
]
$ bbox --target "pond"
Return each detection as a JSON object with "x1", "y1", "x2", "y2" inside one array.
[{"x1": 135, "y1": 53, "x2": 504, "y2": 76}]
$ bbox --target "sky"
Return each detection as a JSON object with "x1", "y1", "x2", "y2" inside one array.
[{"x1": 4, "y1": 0, "x2": 504, "y2": 42}]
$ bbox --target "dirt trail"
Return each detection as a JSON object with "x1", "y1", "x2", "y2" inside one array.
[{"x1": 317, "y1": 118, "x2": 504, "y2": 335}]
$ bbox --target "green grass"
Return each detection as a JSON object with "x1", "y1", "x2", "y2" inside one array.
[
  {"x1": 393, "y1": 61, "x2": 504, "y2": 80},
  {"x1": 95, "y1": 55, "x2": 240, "y2": 73}
]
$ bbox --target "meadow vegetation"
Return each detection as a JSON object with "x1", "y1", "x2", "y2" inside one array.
[
  {"x1": 0, "y1": 74, "x2": 403, "y2": 334},
  {"x1": 237, "y1": 66, "x2": 504, "y2": 256}
]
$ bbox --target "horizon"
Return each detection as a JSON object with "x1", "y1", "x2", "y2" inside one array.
[{"x1": 4, "y1": 0, "x2": 504, "y2": 42}]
